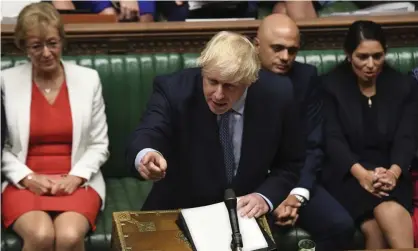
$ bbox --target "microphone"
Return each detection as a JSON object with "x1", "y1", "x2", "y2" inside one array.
[{"x1": 224, "y1": 189, "x2": 243, "y2": 251}]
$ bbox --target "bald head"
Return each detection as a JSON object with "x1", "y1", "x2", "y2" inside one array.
[
  {"x1": 258, "y1": 14, "x2": 299, "y2": 41},
  {"x1": 256, "y1": 14, "x2": 301, "y2": 74}
]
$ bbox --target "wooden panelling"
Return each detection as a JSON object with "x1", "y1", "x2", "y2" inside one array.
[{"x1": 1, "y1": 13, "x2": 417, "y2": 56}]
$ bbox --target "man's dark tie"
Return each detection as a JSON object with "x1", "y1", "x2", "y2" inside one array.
[{"x1": 219, "y1": 110, "x2": 235, "y2": 184}]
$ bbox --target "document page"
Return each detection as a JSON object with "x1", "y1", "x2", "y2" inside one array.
[{"x1": 180, "y1": 201, "x2": 268, "y2": 251}]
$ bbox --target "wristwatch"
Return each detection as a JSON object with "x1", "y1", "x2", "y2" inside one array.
[{"x1": 294, "y1": 194, "x2": 307, "y2": 207}]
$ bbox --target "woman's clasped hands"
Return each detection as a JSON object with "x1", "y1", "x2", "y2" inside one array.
[
  {"x1": 21, "y1": 173, "x2": 85, "y2": 196},
  {"x1": 370, "y1": 167, "x2": 399, "y2": 197},
  {"x1": 354, "y1": 163, "x2": 400, "y2": 198}
]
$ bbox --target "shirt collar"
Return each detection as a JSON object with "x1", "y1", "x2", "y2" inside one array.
[{"x1": 231, "y1": 88, "x2": 247, "y2": 115}]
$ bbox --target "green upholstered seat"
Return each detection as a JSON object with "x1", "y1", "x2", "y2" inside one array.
[{"x1": 1, "y1": 47, "x2": 417, "y2": 250}]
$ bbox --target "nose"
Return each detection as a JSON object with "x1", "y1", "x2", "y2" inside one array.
[
  {"x1": 279, "y1": 49, "x2": 289, "y2": 62},
  {"x1": 41, "y1": 45, "x2": 52, "y2": 57},
  {"x1": 366, "y1": 57, "x2": 375, "y2": 68},
  {"x1": 213, "y1": 85, "x2": 224, "y2": 100}
]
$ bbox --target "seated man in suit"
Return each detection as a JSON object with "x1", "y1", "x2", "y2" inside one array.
[
  {"x1": 254, "y1": 14, "x2": 355, "y2": 250},
  {"x1": 126, "y1": 31, "x2": 305, "y2": 219}
]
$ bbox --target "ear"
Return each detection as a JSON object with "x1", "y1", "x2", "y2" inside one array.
[
  {"x1": 344, "y1": 51, "x2": 352, "y2": 62},
  {"x1": 253, "y1": 37, "x2": 260, "y2": 49}
]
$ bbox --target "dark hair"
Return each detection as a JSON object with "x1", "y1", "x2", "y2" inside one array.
[{"x1": 343, "y1": 20, "x2": 387, "y2": 55}]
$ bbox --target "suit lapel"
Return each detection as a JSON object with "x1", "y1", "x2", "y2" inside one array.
[
  {"x1": 232, "y1": 82, "x2": 264, "y2": 188},
  {"x1": 192, "y1": 73, "x2": 227, "y2": 186},
  {"x1": 62, "y1": 62, "x2": 83, "y2": 162},
  {"x1": 17, "y1": 63, "x2": 33, "y2": 154},
  {"x1": 337, "y1": 66, "x2": 364, "y2": 144},
  {"x1": 375, "y1": 70, "x2": 392, "y2": 135}
]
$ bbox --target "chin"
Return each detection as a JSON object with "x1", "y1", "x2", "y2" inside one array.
[
  {"x1": 208, "y1": 104, "x2": 228, "y2": 115},
  {"x1": 41, "y1": 64, "x2": 58, "y2": 72},
  {"x1": 361, "y1": 76, "x2": 375, "y2": 84},
  {"x1": 210, "y1": 108, "x2": 224, "y2": 115},
  {"x1": 272, "y1": 67, "x2": 287, "y2": 75}
]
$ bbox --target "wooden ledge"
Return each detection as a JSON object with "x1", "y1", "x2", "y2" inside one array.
[{"x1": 2, "y1": 13, "x2": 417, "y2": 55}]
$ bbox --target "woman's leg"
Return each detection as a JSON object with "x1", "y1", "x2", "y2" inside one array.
[
  {"x1": 54, "y1": 211, "x2": 90, "y2": 251},
  {"x1": 13, "y1": 211, "x2": 55, "y2": 251},
  {"x1": 374, "y1": 201, "x2": 414, "y2": 248},
  {"x1": 360, "y1": 218, "x2": 388, "y2": 249}
]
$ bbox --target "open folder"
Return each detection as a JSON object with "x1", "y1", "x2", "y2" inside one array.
[{"x1": 176, "y1": 201, "x2": 276, "y2": 251}]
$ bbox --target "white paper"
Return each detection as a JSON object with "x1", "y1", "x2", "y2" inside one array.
[{"x1": 180, "y1": 201, "x2": 268, "y2": 251}]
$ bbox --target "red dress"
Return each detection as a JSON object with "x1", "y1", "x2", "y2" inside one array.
[{"x1": 2, "y1": 82, "x2": 101, "y2": 230}]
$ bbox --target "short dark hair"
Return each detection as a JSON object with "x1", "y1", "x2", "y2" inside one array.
[{"x1": 343, "y1": 20, "x2": 387, "y2": 55}]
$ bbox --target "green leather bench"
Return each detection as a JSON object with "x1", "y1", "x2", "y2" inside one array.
[{"x1": 1, "y1": 47, "x2": 417, "y2": 251}]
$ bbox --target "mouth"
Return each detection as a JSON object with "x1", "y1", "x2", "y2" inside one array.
[
  {"x1": 41, "y1": 60, "x2": 54, "y2": 65},
  {"x1": 274, "y1": 64, "x2": 288, "y2": 71},
  {"x1": 364, "y1": 71, "x2": 376, "y2": 77},
  {"x1": 212, "y1": 100, "x2": 228, "y2": 109}
]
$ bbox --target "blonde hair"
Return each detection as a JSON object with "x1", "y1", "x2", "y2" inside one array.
[
  {"x1": 198, "y1": 31, "x2": 260, "y2": 86},
  {"x1": 14, "y1": 2, "x2": 65, "y2": 50}
]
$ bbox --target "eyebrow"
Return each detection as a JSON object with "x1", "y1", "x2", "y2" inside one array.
[
  {"x1": 271, "y1": 42, "x2": 299, "y2": 46},
  {"x1": 356, "y1": 51, "x2": 384, "y2": 54}
]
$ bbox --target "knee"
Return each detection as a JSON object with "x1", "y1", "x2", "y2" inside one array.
[
  {"x1": 24, "y1": 226, "x2": 55, "y2": 249},
  {"x1": 375, "y1": 201, "x2": 409, "y2": 218},
  {"x1": 331, "y1": 214, "x2": 356, "y2": 238},
  {"x1": 55, "y1": 227, "x2": 85, "y2": 249}
]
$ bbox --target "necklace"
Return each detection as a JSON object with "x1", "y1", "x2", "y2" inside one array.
[
  {"x1": 360, "y1": 87, "x2": 376, "y2": 108},
  {"x1": 35, "y1": 81, "x2": 60, "y2": 94},
  {"x1": 36, "y1": 84, "x2": 56, "y2": 94}
]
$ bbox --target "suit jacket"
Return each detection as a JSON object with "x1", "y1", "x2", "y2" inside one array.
[
  {"x1": 321, "y1": 62, "x2": 418, "y2": 184},
  {"x1": 287, "y1": 61, "x2": 323, "y2": 192},
  {"x1": 126, "y1": 67, "x2": 305, "y2": 211},
  {"x1": 1, "y1": 61, "x2": 109, "y2": 209}
]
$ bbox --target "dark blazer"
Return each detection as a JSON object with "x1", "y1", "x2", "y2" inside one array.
[
  {"x1": 126, "y1": 68, "x2": 305, "y2": 211},
  {"x1": 286, "y1": 61, "x2": 323, "y2": 192},
  {"x1": 321, "y1": 62, "x2": 418, "y2": 184}
]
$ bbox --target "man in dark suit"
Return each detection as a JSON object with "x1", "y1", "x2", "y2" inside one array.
[
  {"x1": 254, "y1": 14, "x2": 355, "y2": 250},
  {"x1": 126, "y1": 31, "x2": 305, "y2": 219}
]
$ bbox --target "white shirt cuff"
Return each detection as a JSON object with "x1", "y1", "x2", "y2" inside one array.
[
  {"x1": 134, "y1": 148, "x2": 158, "y2": 170},
  {"x1": 256, "y1": 193, "x2": 274, "y2": 212},
  {"x1": 289, "y1": 187, "x2": 310, "y2": 201}
]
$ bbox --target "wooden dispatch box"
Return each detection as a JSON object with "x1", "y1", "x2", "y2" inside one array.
[{"x1": 111, "y1": 210, "x2": 274, "y2": 251}]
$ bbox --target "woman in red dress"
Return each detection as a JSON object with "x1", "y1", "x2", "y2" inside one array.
[{"x1": 1, "y1": 3, "x2": 109, "y2": 251}]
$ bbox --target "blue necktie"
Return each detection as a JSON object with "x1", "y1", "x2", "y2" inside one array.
[{"x1": 219, "y1": 110, "x2": 235, "y2": 184}]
